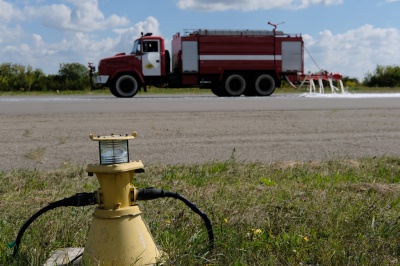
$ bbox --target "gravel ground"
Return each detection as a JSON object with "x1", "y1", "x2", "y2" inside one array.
[{"x1": 1, "y1": 108, "x2": 400, "y2": 171}]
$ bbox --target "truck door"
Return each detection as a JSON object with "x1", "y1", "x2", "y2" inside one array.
[{"x1": 142, "y1": 39, "x2": 161, "y2": 76}]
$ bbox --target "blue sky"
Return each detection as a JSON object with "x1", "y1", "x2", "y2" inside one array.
[{"x1": 1, "y1": 0, "x2": 399, "y2": 81}]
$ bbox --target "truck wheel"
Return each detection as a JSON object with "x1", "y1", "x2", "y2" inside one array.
[
  {"x1": 109, "y1": 86, "x2": 120, "y2": 97},
  {"x1": 225, "y1": 74, "x2": 246, "y2": 96},
  {"x1": 211, "y1": 85, "x2": 227, "y2": 97},
  {"x1": 255, "y1": 74, "x2": 275, "y2": 96},
  {"x1": 114, "y1": 75, "x2": 139, "y2": 98},
  {"x1": 243, "y1": 82, "x2": 256, "y2": 96}
]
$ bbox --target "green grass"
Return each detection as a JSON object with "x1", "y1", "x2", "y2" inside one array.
[
  {"x1": 1, "y1": 85, "x2": 400, "y2": 97},
  {"x1": 279, "y1": 85, "x2": 400, "y2": 94},
  {"x1": 0, "y1": 89, "x2": 107, "y2": 96},
  {"x1": 0, "y1": 87, "x2": 212, "y2": 96},
  {"x1": 1, "y1": 157, "x2": 399, "y2": 265}
]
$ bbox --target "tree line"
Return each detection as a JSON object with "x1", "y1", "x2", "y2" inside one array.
[
  {"x1": 0, "y1": 62, "x2": 399, "y2": 92},
  {"x1": 363, "y1": 65, "x2": 400, "y2": 87},
  {"x1": 0, "y1": 62, "x2": 89, "y2": 92}
]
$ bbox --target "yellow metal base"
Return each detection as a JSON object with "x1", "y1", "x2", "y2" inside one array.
[
  {"x1": 83, "y1": 161, "x2": 163, "y2": 265},
  {"x1": 83, "y1": 206, "x2": 162, "y2": 265}
]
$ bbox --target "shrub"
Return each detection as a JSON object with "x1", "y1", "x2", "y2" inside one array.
[
  {"x1": 363, "y1": 65, "x2": 400, "y2": 87},
  {"x1": 0, "y1": 62, "x2": 90, "y2": 92},
  {"x1": 58, "y1": 63, "x2": 90, "y2": 91}
]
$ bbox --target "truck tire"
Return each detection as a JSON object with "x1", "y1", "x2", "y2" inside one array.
[
  {"x1": 243, "y1": 81, "x2": 256, "y2": 96},
  {"x1": 113, "y1": 74, "x2": 139, "y2": 98},
  {"x1": 255, "y1": 74, "x2": 275, "y2": 96},
  {"x1": 225, "y1": 74, "x2": 246, "y2": 97},
  {"x1": 211, "y1": 84, "x2": 227, "y2": 97},
  {"x1": 109, "y1": 86, "x2": 120, "y2": 97}
]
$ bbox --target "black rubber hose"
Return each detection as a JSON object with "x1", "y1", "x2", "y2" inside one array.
[
  {"x1": 12, "y1": 192, "x2": 97, "y2": 257},
  {"x1": 137, "y1": 188, "x2": 215, "y2": 252}
]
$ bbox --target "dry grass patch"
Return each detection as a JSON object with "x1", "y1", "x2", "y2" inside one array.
[{"x1": 24, "y1": 147, "x2": 46, "y2": 163}]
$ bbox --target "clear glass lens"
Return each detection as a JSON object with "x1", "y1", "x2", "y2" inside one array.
[{"x1": 99, "y1": 140, "x2": 129, "y2": 164}]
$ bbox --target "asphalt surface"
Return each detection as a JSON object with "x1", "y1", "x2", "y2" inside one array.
[{"x1": 1, "y1": 93, "x2": 400, "y2": 170}]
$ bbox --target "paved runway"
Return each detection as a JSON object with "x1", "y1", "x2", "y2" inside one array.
[
  {"x1": 1, "y1": 93, "x2": 399, "y2": 170},
  {"x1": 1, "y1": 93, "x2": 400, "y2": 114}
]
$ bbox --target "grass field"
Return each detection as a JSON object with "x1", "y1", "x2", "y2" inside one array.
[
  {"x1": 1, "y1": 85, "x2": 400, "y2": 96},
  {"x1": 1, "y1": 156, "x2": 399, "y2": 265}
]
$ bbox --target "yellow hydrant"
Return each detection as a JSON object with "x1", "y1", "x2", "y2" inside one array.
[{"x1": 83, "y1": 132, "x2": 162, "y2": 265}]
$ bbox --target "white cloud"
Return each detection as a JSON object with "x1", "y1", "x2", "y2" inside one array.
[
  {"x1": 0, "y1": 0, "x2": 22, "y2": 22},
  {"x1": 24, "y1": 0, "x2": 130, "y2": 32},
  {"x1": 176, "y1": 0, "x2": 343, "y2": 11},
  {"x1": 0, "y1": 0, "x2": 137, "y2": 73},
  {"x1": 0, "y1": 0, "x2": 129, "y2": 32},
  {"x1": 0, "y1": 15, "x2": 162, "y2": 74},
  {"x1": 114, "y1": 16, "x2": 161, "y2": 50},
  {"x1": 0, "y1": 24, "x2": 24, "y2": 45},
  {"x1": 114, "y1": 16, "x2": 161, "y2": 37},
  {"x1": 304, "y1": 24, "x2": 400, "y2": 80}
]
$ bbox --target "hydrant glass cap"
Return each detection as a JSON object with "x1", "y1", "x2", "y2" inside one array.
[{"x1": 99, "y1": 140, "x2": 129, "y2": 164}]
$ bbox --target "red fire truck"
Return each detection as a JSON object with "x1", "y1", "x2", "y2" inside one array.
[{"x1": 89, "y1": 25, "x2": 304, "y2": 97}]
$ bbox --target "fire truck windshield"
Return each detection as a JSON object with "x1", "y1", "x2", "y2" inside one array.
[{"x1": 131, "y1": 39, "x2": 141, "y2": 54}]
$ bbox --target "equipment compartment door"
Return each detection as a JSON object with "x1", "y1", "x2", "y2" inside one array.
[
  {"x1": 142, "y1": 40, "x2": 161, "y2": 76},
  {"x1": 182, "y1": 41, "x2": 198, "y2": 72},
  {"x1": 282, "y1": 41, "x2": 303, "y2": 72}
]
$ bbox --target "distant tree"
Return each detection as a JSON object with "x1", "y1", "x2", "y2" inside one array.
[
  {"x1": 0, "y1": 63, "x2": 48, "y2": 91},
  {"x1": 29, "y1": 68, "x2": 48, "y2": 91},
  {"x1": 12, "y1": 64, "x2": 28, "y2": 91},
  {"x1": 363, "y1": 65, "x2": 400, "y2": 87},
  {"x1": 0, "y1": 62, "x2": 91, "y2": 91},
  {"x1": 58, "y1": 63, "x2": 89, "y2": 90},
  {"x1": 342, "y1": 76, "x2": 360, "y2": 88},
  {"x1": 0, "y1": 63, "x2": 13, "y2": 91},
  {"x1": 44, "y1": 74, "x2": 62, "y2": 91}
]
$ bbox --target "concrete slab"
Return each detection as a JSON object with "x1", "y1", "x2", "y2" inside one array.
[{"x1": 44, "y1": 248, "x2": 83, "y2": 266}]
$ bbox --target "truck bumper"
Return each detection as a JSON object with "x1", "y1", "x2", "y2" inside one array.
[{"x1": 94, "y1": 75, "x2": 109, "y2": 84}]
